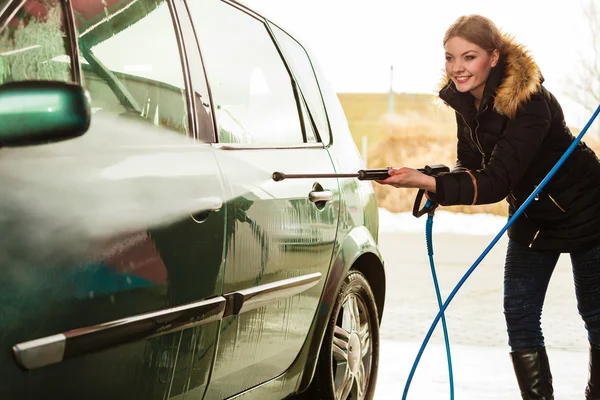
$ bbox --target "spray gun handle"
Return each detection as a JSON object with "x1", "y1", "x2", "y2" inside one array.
[
  {"x1": 413, "y1": 189, "x2": 438, "y2": 218},
  {"x1": 417, "y1": 164, "x2": 450, "y2": 176},
  {"x1": 413, "y1": 164, "x2": 449, "y2": 218},
  {"x1": 358, "y1": 165, "x2": 450, "y2": 181},
  {"x1": 357, "y1": 168, "x2": 391, "y2": 180}
]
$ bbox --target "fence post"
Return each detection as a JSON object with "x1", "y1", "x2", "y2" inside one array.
[{"x1": 361, "y1": 135, "x2": 368, "y2": 167}]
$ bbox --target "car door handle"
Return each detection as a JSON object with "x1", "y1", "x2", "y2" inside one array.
[
  {"x1": 191, "y1": 197, "x2": 223, "y2": 223},
  {"x1": 308, "y1": 190, "x2": 333, "y2": 203}
]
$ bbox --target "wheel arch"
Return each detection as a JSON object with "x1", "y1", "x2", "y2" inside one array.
[
  {"x1": 350, "y1": 252, "x2": 386, "y2": 324},
  {"x1": 294, "y1": 226, "x2": 385, "y2": 392}
]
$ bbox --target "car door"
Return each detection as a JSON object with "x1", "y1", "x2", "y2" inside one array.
[
  {"x1": 0, "y1": 1, "x2": 225, "y2": 399},
  {"x1": 186, "y1": 0, "x2": 340, "y2": 397}
]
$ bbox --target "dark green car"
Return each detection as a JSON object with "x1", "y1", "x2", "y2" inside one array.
[{"x1": 0, "y1": 0, "x2": 385, "y2": 398}]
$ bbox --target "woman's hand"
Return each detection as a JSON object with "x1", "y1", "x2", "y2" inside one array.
[{"x1": 375, "y1": 167, "x2": 436, "y2": 192}]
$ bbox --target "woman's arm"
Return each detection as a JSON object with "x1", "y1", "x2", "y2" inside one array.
[
  {"x1": 377, "y1": 94, "x2": 552, "y2": 206},
  {"x1": 435, "y1": 94, "x2": 551, "y2": 206},
  {"x1": 377, "y1": 113, "x2": 480, "y2": 193}
]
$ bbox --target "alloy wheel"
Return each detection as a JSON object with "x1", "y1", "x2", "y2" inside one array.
[{"x1": 331, "y1": 293, "x2": 372, "y2": 400}]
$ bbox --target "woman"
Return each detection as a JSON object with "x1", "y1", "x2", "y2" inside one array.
[{"x1": 378, "y1": 14, "x2": 600, "y2": 399}]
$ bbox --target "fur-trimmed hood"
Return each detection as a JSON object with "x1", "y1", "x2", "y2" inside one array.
[{"x1": 438, "y1": 35, "x2": 543, "y2": 119}]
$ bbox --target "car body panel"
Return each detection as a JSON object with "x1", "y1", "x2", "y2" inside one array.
[
  {"x1": 204, "y1": 145, "x2": 340, "y2": 398},
  {"x1": 224, "y1": 228, "x2": 382, "y2": 400},
  {"x1": 206, "y1": 21, "x2": 384, "y2": 396},
  {"x1": 0, "y1": 116, "x2": 227, "y2": 399}
]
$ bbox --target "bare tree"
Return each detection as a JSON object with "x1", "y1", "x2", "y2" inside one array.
[{"x1": 566, "y1": 0, "x2": 600, "y2": 115}]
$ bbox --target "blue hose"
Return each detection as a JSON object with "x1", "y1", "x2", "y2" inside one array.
[
  {"x1": 402, "y1": 104, "x2": 600, "y2": 399},
  {"x1": 425, "y1": 204, "x2": 454, "y2": 400}
]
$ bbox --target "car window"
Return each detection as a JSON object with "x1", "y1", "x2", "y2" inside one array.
[
  {"x1": 0, "y1": 0, "x2": 73, "y2": 85},
  {"x1": 74, "y1": 0, "x2": 190, "y2": 135},
  {"x1": 270, "y1": 24, "x2": 331, "y2": 145},
  {"x1": 188, "y1": 1, "x2": 303, "y2": 145},
  {"x1": 173, "y1": 0, "x2": 215, "y2": 143},
  {"x1": 299, "y1": 96, "x2": 317, "y2": 143}
]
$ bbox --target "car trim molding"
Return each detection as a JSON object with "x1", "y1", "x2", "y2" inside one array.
[
  {"x1": 12, "y1": 334, "x2": 67, "y2": 371},
  {"x1": 12, "y1": 273, "x2": 321, "y2": 370},
  {"x1": 13, "y1": 296, "x2": 226, "y2": 370},
  {"x1": 223, "y1": 272, "x2": 322, "y2": 318},
  {"x1": 213, "y1": 143, "x2": 324, "y2": 151}
]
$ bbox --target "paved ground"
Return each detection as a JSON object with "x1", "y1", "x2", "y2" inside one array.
[{"x1": 374, "y1": 231, "x2": 590, "y2": 399}]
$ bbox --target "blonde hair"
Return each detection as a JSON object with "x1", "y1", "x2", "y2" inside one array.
[{"x1": 443, "y1": 15, "x2": 506, "y2": 55}]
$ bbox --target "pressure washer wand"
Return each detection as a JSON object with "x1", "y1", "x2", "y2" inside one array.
[
  {"x1": 273, "y1": 168, "x2": 396, "y2": 182},
  {"x1": 273, "y1": 166, "x2": 451, "y2": 182}
]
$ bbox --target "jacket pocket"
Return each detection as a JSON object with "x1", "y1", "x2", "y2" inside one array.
[
  {"x1": 511, "y1": 187, "x2": 567, "y2": 223},
  {"x1": 534, "y1": 185, "x2": 567, "y2": 213}
]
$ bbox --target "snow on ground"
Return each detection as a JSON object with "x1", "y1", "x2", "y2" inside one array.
[
  {"x1": 379, "y1": 208, "x2": 508, "y2": 236},
  {"x1": 375, "y1": 208, "x2": 589, "y2": 399},
  {"x1": 375, "y1": 340, "x2": 587, "y2": 400}
]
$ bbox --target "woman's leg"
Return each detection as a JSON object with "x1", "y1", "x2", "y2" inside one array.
[
  {"x1": 504, "y1": 238, "x2": 560, "y2": 399},
  {"x1": 504, "y1": 239, "x2": 560, "y2": 349},
  {"x1": 570, "y1": 243, "x2": 600, "y2": 399}
]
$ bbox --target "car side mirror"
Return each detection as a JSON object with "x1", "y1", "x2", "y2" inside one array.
[{"x1": 0, "y1": 81, "x2": 91, "y2": 146}]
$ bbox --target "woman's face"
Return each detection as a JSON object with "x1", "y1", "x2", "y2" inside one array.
[{"x1": 444, "y1": 36, "x2": 499, "y2": 101}]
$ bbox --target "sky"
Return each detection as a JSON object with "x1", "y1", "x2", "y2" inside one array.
[{"x1": 241, "y1": 0, "x2": 597, "y2": 130}]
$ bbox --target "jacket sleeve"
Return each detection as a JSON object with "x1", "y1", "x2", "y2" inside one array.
[{"x1": 435, "y1": 94, "x2": 551, "y2": 206}]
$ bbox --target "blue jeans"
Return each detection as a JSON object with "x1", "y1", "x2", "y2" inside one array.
[{"x1": 504, "y1": 239, "x2": 600, "y2": 350}]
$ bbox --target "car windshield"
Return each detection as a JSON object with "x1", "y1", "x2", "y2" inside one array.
[{"x1": 0, "y1": 0, "x2": 72, "y2": 85}]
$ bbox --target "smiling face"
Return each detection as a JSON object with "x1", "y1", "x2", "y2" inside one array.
[{"x1": 444, "y1": 36, "x2": 499, "y2": 101}]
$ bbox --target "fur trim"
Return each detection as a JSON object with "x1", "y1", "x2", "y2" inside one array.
[
  {"x1": 438, "y1": 34, "x2": 543, "y2": 119},
  {"x1": 437, "y1": 73, "x2": 451, "y2": 95},
  {"x1": 435, "y1": 70, "x2": 452, "y2": 108},
  {"x1": 494, "y1": 35, "x2": 543, "y2": 118}
]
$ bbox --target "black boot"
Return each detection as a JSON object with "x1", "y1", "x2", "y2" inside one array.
[
  {"x1": 510, "y1": 346, "x2": 554, "y2": 400},
  {"x1": 585, "y1": 344, "x2": 600, "y2": 399}
]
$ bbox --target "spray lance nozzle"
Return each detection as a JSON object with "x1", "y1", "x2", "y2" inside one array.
[{"x1": 412, "y1": 164, "x2": 449, "y2": 218}]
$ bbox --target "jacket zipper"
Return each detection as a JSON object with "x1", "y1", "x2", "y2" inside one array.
[
  {"x1": 521, "y1": 185, "x2": 566, "y2": 248},
  {"x1": 456, "y1": 111, "x2": 486, "y2": 168},
  {"x1": 473, "y1": 105, "x2": 488, "y2": 168},
  {"x1": 529, "y1": 230, "x2": 541, "y2": 248},
  {"x1": 510, "y1": 189, "x2": 538, "y2": 247},
  {"x1": 548, "y1": 194, "x2": 566, "y2": 212}
]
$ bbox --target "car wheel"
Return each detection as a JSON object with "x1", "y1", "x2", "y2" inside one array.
[{"x1": 306, "y1": 270, "x2": 380, "y2": 400}]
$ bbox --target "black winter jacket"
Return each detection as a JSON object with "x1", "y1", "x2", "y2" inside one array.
[{"x1": 435, "y1": 37, "x2": 600, "y2": 252}]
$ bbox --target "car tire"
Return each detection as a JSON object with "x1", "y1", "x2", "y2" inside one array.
[{"x1": 303, "y1": 270, "x2": 380, "y2": 400}]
